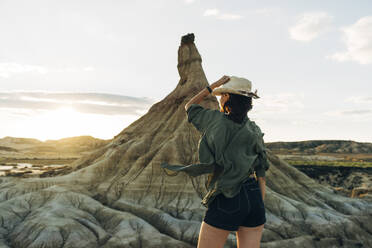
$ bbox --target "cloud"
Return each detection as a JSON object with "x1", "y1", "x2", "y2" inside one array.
[
  {"x1": 184, "y1": 0, "x2": 196, "y2": 4},
  {"x1": 253, "y1": 93, "x2": 305, "y2": 113},
  {"x1": 291, "y1": 119, "x2": 323, "y2": 127},
  {"x1": 83, "y1": 66, "x2": 95, "y2": 72},
  {"x1": 204, "y1": 9, "x2": 219, "y2": 16},
  {"x1": 342, "y1": 109, "x2": 372, "y2": 115},
  {"x1": 327, "y1": 16, "x2": 372, "y2": 65},
  {"x1": 0, "y1": 63, "x2": 48, "y2": 78},
  {"x1": 0, "y1": 91, "x2": 155, "y2": 116},
  {"x1": 325, "y1": 109, "x2": 372, "y2": 117},
  {"x1": 0, "y1": 63, "x2": 96, "y2": 78},
  {"x1": 346, "y1": 96, "x2": 372, "y2": 104},
  {"x1": 203, "y1": 8, "x2": 243, "y2": 20},
  {"x1": 52, "y1": 66, "x2": 95, "y2": 73},
  {"x1": 289, "y1": 12, "x2": 333, "y2": 41},
  {"x1": 218, "y1": 13, "x2": 243, "y2": 20},
  {"x1": 253, "y1": 8, "x2": 279, "y2": 16}
]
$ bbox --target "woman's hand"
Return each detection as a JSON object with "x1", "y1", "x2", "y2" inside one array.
[
  {"x1": 210, "y1": 75, "x2": 230, "y2": 89},
  {"x1": 184, "y1": 75, "x2": 230, "y2": 111}
]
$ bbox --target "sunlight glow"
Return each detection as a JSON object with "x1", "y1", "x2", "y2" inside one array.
[{"x1": 5, "y1": 107, "x2": 139, "y2": 141}]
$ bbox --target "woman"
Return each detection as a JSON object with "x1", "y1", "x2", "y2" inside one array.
[{"x1": 162, "y1": 75, "x2": 270, "y2": 248}]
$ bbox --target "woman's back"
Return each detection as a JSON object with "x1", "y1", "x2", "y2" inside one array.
[
  {"x1": 162, "y1": 75, "x2": 268, "y2": 248},
  {"x1": 200, "y1": 108, "x2": 268, "y2": 197}
]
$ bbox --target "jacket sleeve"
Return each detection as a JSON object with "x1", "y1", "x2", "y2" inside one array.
[
  {"x1": 161, "y1": 162, "x2": 215, "y2": 177},
  {"x1": 254, "y1": 126, "x2": 270, "y2": 177},
  {"x1": 186, "y1": 104, "x2": 220, "y2": 132}
]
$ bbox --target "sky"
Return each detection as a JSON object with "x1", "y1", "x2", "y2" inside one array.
[{"x1": 0, "y1": 0, "x2": 371, "y2": 142}]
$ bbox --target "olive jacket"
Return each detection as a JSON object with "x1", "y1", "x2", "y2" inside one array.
[{"x1": 161, "y1": 103, "x2": 270, "y2": 207}]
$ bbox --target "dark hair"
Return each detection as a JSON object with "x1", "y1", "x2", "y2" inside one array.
[{"x1": 223, "y1": 93, "x2": 253, "y2": 124}]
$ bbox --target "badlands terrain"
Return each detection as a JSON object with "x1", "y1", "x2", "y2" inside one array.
[{"x1": 0, "y1": 34, "x2": 371, "y2": 247}]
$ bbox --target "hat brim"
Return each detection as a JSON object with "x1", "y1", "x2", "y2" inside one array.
[{"x1": 212, "y1": 87, "x2": 260, "y2": 99}]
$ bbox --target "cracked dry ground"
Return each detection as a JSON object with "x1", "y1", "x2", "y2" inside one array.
[{"x1": 1, "y1": 34, "x2": 372, "y2": 247}]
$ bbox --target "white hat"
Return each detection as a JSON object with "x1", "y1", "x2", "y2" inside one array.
[{"x1": 212, "y1": 76, "x2": 259, "y2": 99}]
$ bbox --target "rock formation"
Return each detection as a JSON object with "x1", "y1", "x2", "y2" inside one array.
[
  {"x1": 0, "y1": 33, "x2": 371, "y2": 248},
  {"x1": 267, "y1": 140, "x2": 372, "y2": 154}
]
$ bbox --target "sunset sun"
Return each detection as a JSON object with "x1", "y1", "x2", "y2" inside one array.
[
  {"x1": 6, "y1": 105, "x2": 141, "y2": 141},
  {"x1": 29, "y1": 107, "x2": 85, "y2": 140}
]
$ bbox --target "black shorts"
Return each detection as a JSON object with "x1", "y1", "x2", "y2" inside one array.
[{"x1": 203, "y1": 178, "x2": 266, "y2": 231}]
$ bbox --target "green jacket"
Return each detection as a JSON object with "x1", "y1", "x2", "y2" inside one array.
[{"x1": 161, "y1": 103, "x2": 270, "y2": 207}]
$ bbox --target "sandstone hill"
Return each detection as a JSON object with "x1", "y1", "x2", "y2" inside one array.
[
  {"x1": 267, "y1": 140, "x2": 372, "y2": 154},
  {"x1": 0, "y1": 137, "x2": 42, "y2": 147},
  {"x1": 0, "y1": 34, "x2": 371, "y2": 248},
  {"x1": 0, "y1": 136, "x2": 111, "y2": 158}
]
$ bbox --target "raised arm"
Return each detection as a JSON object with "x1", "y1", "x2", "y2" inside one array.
[{"x1": 184, "y1": 75, "x2": 230, "y2": 111}]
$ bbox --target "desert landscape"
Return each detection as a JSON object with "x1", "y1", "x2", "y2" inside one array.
[
  {"x1": 2, "y1": 137, "x2": 371, "y2": 199},
  {"x1": 0, "y1": 34, "x2": 371, "y2": 248},
  {"x1": 0, "y1": 136, "x2": 111, "y2": 177}
]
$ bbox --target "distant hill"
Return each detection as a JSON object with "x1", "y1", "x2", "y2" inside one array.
[
  {"x1": 0, "y1": 135, "x2": 112, "y2": 158},
  {"x1": 44, "y1": 135, "x2": 111, "y2": 150},
  {"x1": 0, "y1": 136, "x2": 42, "y2": 145},
  {"x1": 2, "y1": 136, "x2": 371, "y2": 156},
  {"x1": 266, "y1": 140, "x2": 372, "y2": 154},
  {"x1": 0, "y1": 146, "x2": 18, "y2": 152}
]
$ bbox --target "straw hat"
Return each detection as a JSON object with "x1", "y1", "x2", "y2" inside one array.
[{"x1": 212, "y1": 76, "x2": 259, "y2": 99}]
